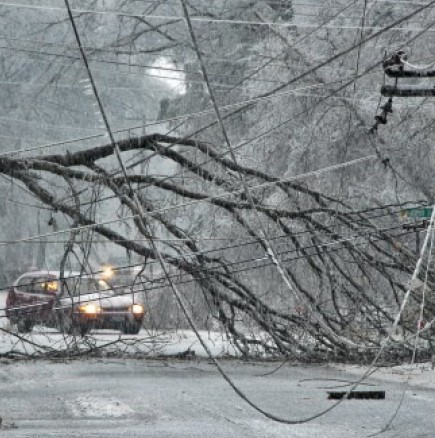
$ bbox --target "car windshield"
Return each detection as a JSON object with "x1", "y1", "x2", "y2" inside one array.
[{"x1": 62, "y1": 278, "x2": 113, "y2": 297}]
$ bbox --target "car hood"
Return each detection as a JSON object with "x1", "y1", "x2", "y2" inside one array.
[{"x1": 59, "y1": 293, "x2": 135, "y2": 308}]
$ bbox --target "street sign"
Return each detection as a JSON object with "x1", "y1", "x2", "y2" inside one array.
[{"x1": 400, "y1": 207, "x2": 433, "y2": 219}]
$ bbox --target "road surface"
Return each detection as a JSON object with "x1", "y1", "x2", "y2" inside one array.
[{"x1": 0, "y1": 359, "x2": 434, "y2": 437}]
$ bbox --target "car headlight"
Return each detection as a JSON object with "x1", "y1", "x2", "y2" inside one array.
[
  {"x1": 79, "y1": 304, "x2": 102, "y2": 314},
  {"x1": 131, "y1": 304, "x2": 144, "y2": 315},
  {"x1": 100, "y1": 265, "x2": 115, "y2": 281}
]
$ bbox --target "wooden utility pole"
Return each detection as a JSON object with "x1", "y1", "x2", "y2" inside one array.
[{"x1": 377, "y1": 51, "x2": 435, "y2": 250}]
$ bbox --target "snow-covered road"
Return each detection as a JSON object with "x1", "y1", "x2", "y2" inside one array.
[
  {"x1": 0, "y1": 359, "x2": 434, "y2": 437},
  {"x1": 1, "y1": 289, "x2": 435, "y2": 437}
]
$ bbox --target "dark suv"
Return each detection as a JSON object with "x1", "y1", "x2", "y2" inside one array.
[{"x1": 6, "y1": 271, "x2": 145, "y2": 335}]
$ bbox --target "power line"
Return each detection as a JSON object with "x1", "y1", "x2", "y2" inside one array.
[
  {"x1": 0, "y1": 45, "x2": 380, "y2": 93},
  {"x1": 67, "y1": 0, "x2": 433, "y2": 8},
  {"x1": 0, "y1": 2, "x2": 373, "y2": 28},
  {"x1": 3, "y1": 0, "x2": 431, "y2": 160},
  {"x1": 68, "y1": 0, "x2": 431, "y2": 10},
  {"x1": 124, "y1": 14, "x2": 435, "y2": 206},
  {"x1": 0, "y1": 224, "x2": 419, "y2": 314},
  {"x1": 182, "y1": 0, "x2": 361, "y2": 360},
  {"x1": 4, "y1": 71, "x2": 389, "y2": 213},
  {"x1": 0, "y1": 77, "x2": 369, "y2": 158},
  {"x1": 3, "y1": 204, "x2": 415, "y2": 298},
  {"x1": 372, "y1": 221, "x2": 435, "y2": 435},
  {"x1": 0, "y1": 194, "x2": 51, "y2": 210},
  {"x1": 1, "y1": 153, "x2": 377, "y2": 245},
  {"x1": 1, "y1": 0, "x2": 432, "y2": 250},
  {"x1": 0, "y1": 1, "x2": 434, "y2": 32},
  {"x1": 4, "y1": 89, "x2": 428, "y2": 146},
  {"x1": 122, "y1": 0, "x2": 435, "y2": 202},
  {"x1": 0, "y1": 43, "x2": 310, "y2": 88},
  {"x1": 0, "y1": 114, "x2": 105, "y2": 132},
  {"x1": 0, "y1": 34, "x2": 417, "y2": 71},
  {"x1": 0, "y1": 34, "x2": 371, "y2": 67},
  {"x1": 10, "y1": 64, "x2": 422, "y2": 215}
]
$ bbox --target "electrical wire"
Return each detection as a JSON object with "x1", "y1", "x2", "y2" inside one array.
[
  {"x1": 2, "y1": 0, "x2": 431, "y2": 161},
  {"x1": 67, "y1": 0, "x2": 434, "y2": 8},
  {"x1": 96, "y1": 0, "x2": 399, "y2": 425},
  {"x1": 0, "y1": 204, "x2": 413, "y2": 243},
  {"x1": 0, "y1": 201, "x2": 422, "y2": 295},
  {"x1": 0, "y1": 0, "x2": 432, "y2": 428},
  {"x1": 116, "y1": 0, "x2": 435, "y2": 203},
  {"x1": 3, "y1": 90, "x2": 430, "y2": 148},
  {"x1": 1, "y1": 63, "x2": 430, "y2": 241},
  {"x1": 0, "y1": 224, "x2": 420, "y2": 327},
  {"x1": 3, "y1": 49, "x2": 387, "y2": 211},
  {"x1": 0, "y1": 0, "x2": 430, "y2": 372},
  {"x1": 0, "y1": 35, "x2": 420, "y2": 73},
  {"x1": 0, "y1": 77, "x2": 369, "y2": 159},
  {"x1": 0, "y1": 153, "x2": 378, "y2": 245},
  {"x1": 121, "y1": 13, "x2": 435, "y2": 216},
  {"x1": 0, "y1": 43, "x2": 316, "y2": 88},
  {"x1": 0, "y1": 32, "x2": 404, "y2": 70},
  {"x1": 0, "y1": 1, "x2": 434, "y2": 32},
  {"x1": 368, "y1": 221, "x2": 435, "y2": 437},
  {"x1": 0, "y1": 194, "x2": 51, "y2": 210}
]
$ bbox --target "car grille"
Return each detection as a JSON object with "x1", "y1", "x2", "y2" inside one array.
[{"x1": 102, "y1": 306, "x2": 130, "y2": 313}]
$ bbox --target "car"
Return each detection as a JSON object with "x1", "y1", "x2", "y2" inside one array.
[{"x1": 5, "y1": 271, "x2": 145, "y2": 336}]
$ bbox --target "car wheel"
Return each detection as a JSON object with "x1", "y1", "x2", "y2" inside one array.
[
  {"x1": 58, "y1": 312, "x2": 89, "y2": 337},
  {"x1": 122, "y1": 320, "x2": 141, "y2": 335},
  {"x1": 8, "y1": 311, "x2": 17, "y2": 325},
  {"x1": 78, "y1": 324, "x2": 90, "y2": 337},
  {"x1": 16, "y1": 318, "x2": 33, "y2": 333}
]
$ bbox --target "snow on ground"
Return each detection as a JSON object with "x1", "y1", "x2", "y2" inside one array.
[
  {"x1": 0, "y1": 327, "x2": 239, "y2": 358},
  {"x1": 334, "y1": 362, "x2": 435, "y2": 390},
  {"x1": 71, "y1": 394, "x2": 135, "y2": 418},
  {"x1": 0, "y1": 293, "x2": 238, "y2": 358},
  {"x1": 0, "y1": 291, "x2": 239, "y2": 358},
  {"x1": 1, "y1": 359, "x2": 435, "y2": 437}
]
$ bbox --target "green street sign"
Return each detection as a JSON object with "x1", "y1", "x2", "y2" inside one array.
[{"x1": 400, "y1": 207, "x2": 433, "y2": 219}]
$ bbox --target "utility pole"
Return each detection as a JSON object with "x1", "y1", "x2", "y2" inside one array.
[{"x1": 377, "y1": 51, "x2": 435, "y2": 252}]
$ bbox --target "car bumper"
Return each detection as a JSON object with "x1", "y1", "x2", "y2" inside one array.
[{"x1": 74, "y1": 312, "x2": 143, "y2": 328}]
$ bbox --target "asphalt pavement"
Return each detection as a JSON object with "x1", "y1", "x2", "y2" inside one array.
[{"x1": 0, "y1": 359, "x2": 434, "y2": 437}]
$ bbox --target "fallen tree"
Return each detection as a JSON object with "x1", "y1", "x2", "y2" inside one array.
[{"x1": 0, "y1": 130, "x2": 432, "y2": 360}]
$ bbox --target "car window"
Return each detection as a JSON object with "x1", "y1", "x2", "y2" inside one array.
[
  {"x1": 28, "y1": 275, "x2": 58, "y2": 295},
  {"x1": 27, "y1": 277, "x2": 41, "y2": 294},
  {"x1": 16, "y1": 275, "x2": 32, "y2": 293},
  {"x1": 109, "y1": 274, "x2": 143, "y2": 291},
  {"x1": 39, "y1": 276, "x2": 58, "y2": 295},
  {"x1": 63, "y1": 278, "x2": 111, "y2": 297}
]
